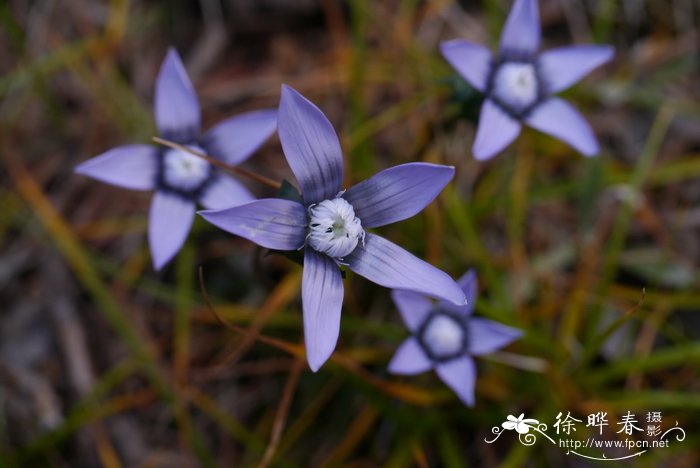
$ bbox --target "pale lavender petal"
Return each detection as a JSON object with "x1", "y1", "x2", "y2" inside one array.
[
  {"x1": 468, "y1": 318, "x2": 522, "y2": 355},
  {"x1": 343, "y1": 163, "x2": 454, "y2": 228},
  {"x1": 278, "y1": 85, "x2": 343, "y2": 204},
  {"x1": 303, "y1": 249, "x2": 344, "y2": 372},
  {"x1": 440, "y1": 40, "x2": 493, "y2": 91},
  {"x1": 539, "y1": 45, "x2": 614, "y2": 93},
  {"x1": 155, "y1": 48, "x2": 200, "y2": 142},
  {"x1": 525, "y1": 97, "x2": 599, "y2": 156},
  {"x1": 198, "y1": 174, "x2": 254, "y2": 210},
  {"x1": 388, "y1": 337, "x2": 433, "y2": 375},
  {"x1": 149, "y1": 191, "x2": 196, "y2": 270},
  {"x1": 390, "y1": 290, "x2": 433, "y2": 332},
  {"x1": 203, "y1": 109, "x2": 277, "y2": 165},
  {"x1": 438, "y1": 269, "x2": 477, "y2": 317},
  {"x1": 198, "y1": 198, "x2": 306, "y2": 250},
  {"x1": 473, "y1": 100, "x2": 522, "y2": 160},
  {"x1": 345, "y1": 233, "x2": 466, "y2": 305},
  {"x1": 75, "y1": 144, "x2": 157, "y2": 191},
  {"x1": 499, "y1": 0, "x2": 540, "y2": 56},
  {"x1": 435, "y1": 356, "x2": 477, "y2": 406}
]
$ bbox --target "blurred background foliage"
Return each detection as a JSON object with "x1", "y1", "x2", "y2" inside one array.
[{"x1": 1, "y1": 0, "x2": 699, "y2": 466}]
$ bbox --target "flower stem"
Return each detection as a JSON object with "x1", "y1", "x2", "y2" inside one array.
[{"x1": 152, "y1": 136, "x2": 282, "y2": 190}]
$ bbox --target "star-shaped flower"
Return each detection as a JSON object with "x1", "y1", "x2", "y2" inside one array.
[
  {"x1": 441, "y1": 0, "x2": 614, "y2": 160},
  {"x1": 199, "y1": 85, "x2": 467, "y2": 371},
  {"x1": 75, "y1": 48, "x2": 277, "y2": 270},
  {"x1": 388, "y1": 270, "x2": 522, "y2": 406}
]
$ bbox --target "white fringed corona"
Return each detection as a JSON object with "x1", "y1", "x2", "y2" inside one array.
[
  {"x1": 162, "y1": 146, "x2": 210, "y2": 191},
  {"x1": 307, "y1": 197, "x2": 365, "y2": 258}
]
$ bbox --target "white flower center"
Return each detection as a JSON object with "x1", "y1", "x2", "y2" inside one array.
[
  {"x1": 492, "y1": 62, "x2": 539, "y2": 113},
  {"x1": 162, "y1": 146, "x2": 210, "y2": 191},
  {"x1": 422, "y1": 314, "x2": 465, "y2": 358},
  {"x1": 307, "y1": 197, "x2": 364, "y2": 258}
]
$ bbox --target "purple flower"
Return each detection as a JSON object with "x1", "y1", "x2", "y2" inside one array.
[
  {"x1": 199, "y1": 85, "x2": 467, "y2": 371},
  {"x1": 75, "y1": 48, "x2": 277, "y2": 270},
  {"x1": 441, "y1": 0, "x2": 613, "y2": 160},
  {"x1": 389, "y1": 270, "x2": 521, "y2": 406}
]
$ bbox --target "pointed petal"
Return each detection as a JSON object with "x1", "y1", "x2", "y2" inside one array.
[
  {"x1": 440, "y1": 40, "x2": 493, "y2": 91},
  {"x1": 148, "y1": 191, "x2": 195, "y2": 270},
  {"x1": 525, "y1": 97, "x2": 599, "y2": 156},
  {"x1": 473, "y1": 100, "x2": 522, "y2": 160},
  {"x1": 468, "y1": 318, "x2": 522, "y2": 355},
  {"x1": 303, "y1": 249, "x2": 344, "y2": 372},
  {"x1": 388, "y1": 337, "x2": 433, "y2": 375},
  {"x1": 390, "y1": 290, "x2": 433, "y2": 332},
  {"x1": 198, "y1": 198, "x2": 307, "y2": 250},
  {"x1": 343, "y1": 163, "x2": 454, "y2": 228},
  {"x1": 435, "y1": 356, "x2": 477, "y2": 406},
  {"x1": 499, "y1": 0, "x2": 540, "y2": 57},
  {"x1": 539, "y1": 45, "x2": 614, "y2": 93},
  {"x1": 345, "y1": 233, "x2": 466, "y2": 305},
  {"x1": 438, "y1": 269, "x2": 477, "y2": 317},
  {"x1": 198, "y1": 174, "x2": 254, "y2": 210},
  {"x1": 75, "y1": 144, "x2": 157, "y2": 191},
  {"x1": 203, "y1": 109, "x2": 277, "y2": 165},
  {"x1": 278, "y1": 85, "x2": 344, "y2": 204},
  {"x1": 155, "y1": 48, "x2": 201, "y2": 142}
]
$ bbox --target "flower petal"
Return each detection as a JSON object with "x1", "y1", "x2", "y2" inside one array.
[
  {"x1": 388, "y1": 337, "x2": 433, "y2": 375},
  {"x1": 435, "y1": 356, "x2": 477, "y2": 406},
  {"x1": 278, "y1": 85, "x2": 344, "y2": 204},
  {"x1": 202, "y1": 109, "x2": 277, "y2": 165},
  {"x1": 390, "y1": 289, "x2": 433, "y2": 332},
  {"x1": 502, "y1": 421, "x2": 517, "y2": 430},
  {"x1": 155, "y1": 48, "x2": 201, "y2": 142},
  {"x1": 198, "y1": 174, "x2": 254, "y2": 210},
  {"x1": 198, "y1": 198, "x2": 307, "y2": 250},
  {"x1": 343, "y1": 163, "x2": 454, "y2": 228},
  {"x1": 473, "y1": 100, "x2": 522, "y2": 161},
  {"x1": 303, "y1": 249, "x2": 344, "y2": 372},
  {"x1": 525, "y1": 97, "x2": 599, "y2": 156},
  {"x1": 468, "y1": 318, "x2": 522, "y2": 356},
  {"x1": 149, "y1": 191, "x2": 196, "y2": 270},
  {"x1": 499, "y1": 0, "x2": 540, "y2": 57},
  {"x1": 539, "y1": 45, "x2": 614, "y2": 94},
  {"x1": 440, "y1": 40, "x2": 493, "y2": 92},
  {"x1": 438, "y1": 269, "x2": 477, "y2": 317},
  {"x1": 345, "y1": 233, "x2": 466, "y2": 305},
  {"x1": 75, "y1": 144, "x2": 157, "y2": 190}
]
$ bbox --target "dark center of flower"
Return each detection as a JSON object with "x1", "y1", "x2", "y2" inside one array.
[
  {"x1": 307, "y1": 197, "x2": 365, "y2": 259},
  {"x1": 418, "y1": 310, "x2": 469, "y2": 362}
]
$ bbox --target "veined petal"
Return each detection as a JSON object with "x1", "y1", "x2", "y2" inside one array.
[
  {"x1": 345, "y1": 233, "x2": 466, "y2": 305},
  {"x1": 343, "y1": 163, "x2": 454, "y2": 228},
  {"x1": 155, "y1": 48, "x2": 201, "y2": 142},
  {"x1": 303, "y1": 249, "x2": 344, "y2": 372},
  {"x1": 473, "y1": 100, "x2": 522, "y2": 160},
  {"x1": 438, "y1": 269, "x2": 477, "y2": 317},
  {"x1": 468, "y1": 318, "x2": 522, "y2": 355},
  {"x1": 440, "y1": 40, "x2": 493, "y2": 91},
  {"x1": 75, "y1": 144, "x2": 157, "y2": 191},
  {"x1": 278, "y1": 85, "x2": 344, "y2": 204},
  {"x1": 198, "y1": 198, "x2": 307, "y2": 250},
  {"x1": 391, "y1": 289, "x2": 433, "y2": 332},
  {"x1": 203, "y1": 109, "x2": 277, "y2": 165},
  {"x1": 198, "y1": 174, "x2": 254, "y2": 210},
  {"x1": 388, "y1": 337, "x2": 433, "y2": 375},
  {"x1": 539, "y1": 45, "x2": 614, "y2": 93},
  {"x1": 435, "y1": 356, "x2": 477, "y2": 406},
  {"x1": 149, "y1": 191, "x2": 196, "y2": 270},
  {"x1": 525, "y1": 97, "x2": 599, "y2": 156},
  {"x1": 499, "y1": 0, "x2": 540, "y2": 57}
]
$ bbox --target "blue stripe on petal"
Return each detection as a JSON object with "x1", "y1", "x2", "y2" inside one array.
[
  {"x1": 278, "y1": 85, "x2": 344, "y2": 205},
  {"x1": 75, "y1": 144, "x2": 158, "y2": 191},
  {"x1": 198, "y1": 198, "x2": 307, "y2": 250},
  {"x1": 302, "y1": 249, "x2": 344, "y2": 372},
  {"x1": 345, "y1": 233, "x2": 466, "y2": 305},
  {"x1": 342, "y1": 163, "x2": 454, "y2": 228}
]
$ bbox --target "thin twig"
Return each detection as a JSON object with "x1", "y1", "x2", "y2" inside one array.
[{"x1": 153, "y1": 136, "x2": 281, "y2": 190}]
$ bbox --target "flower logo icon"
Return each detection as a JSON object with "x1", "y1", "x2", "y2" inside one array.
[{"x1": 502, "y1": 414, "x2": 540, "y2": 434}]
